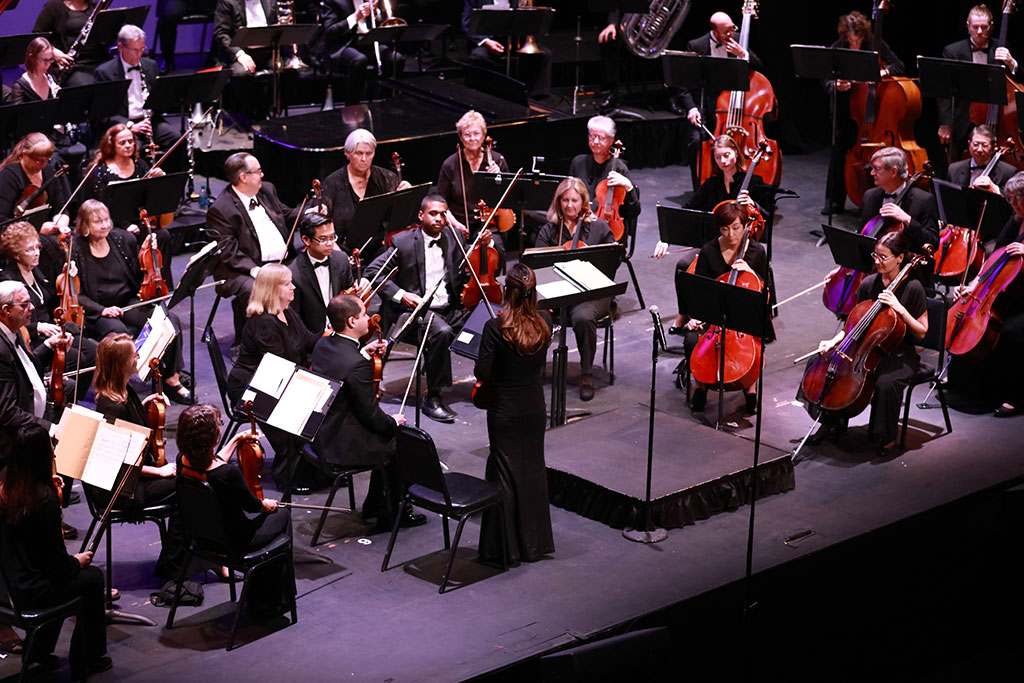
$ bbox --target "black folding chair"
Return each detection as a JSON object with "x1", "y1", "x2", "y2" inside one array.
[
  {"x1": 300, "y1": 443, "x2": 388, "y2": 547},
  {"x1": 900, "y1": 291, "x2": 954, "y2": 448},
  {"x1": 203, "y1": 320, "x2": 247, "y2": 448}
]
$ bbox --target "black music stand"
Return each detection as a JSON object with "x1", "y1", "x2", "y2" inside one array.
[
  {"x1": 933, "y1": 178, "x2": 1012, "y2": 242},
  {"x1": 475, "y1": 170, "x2": 567, "y2": 247},
  {"x1": 0, "y1": 100, "x2": 58, "y2": 142},
  {"x1": 232, "y1": 24, "x2": 319, "y2": 116},
  {"x1": 450, "y1": 302, "x2": 503, "y2": 361},
  {"x1": 822, "y1": 224, "x2": 877, "y2": 273},
  {"x1": 918, "y1": 57, "x2": 1007, "y2": 142},
  {"x1": 82, "y1": 6, "x2": 151, "y2": 52},
  {"x1": 0, "y1": 34, "x2": 48, "y2": 68},
  {"x1": 57, "y1": 79, "x2": 132, "y2": 125},
  {"x1": 147, "y1": 70, "x2": 231, "y2": 118},
  {"x1": 355, "y1": 23, "x2": 449, "y2": 79},
  {"x1": 167, "y1": 243, "x2": 220, "y2": 392},
  {"x1": 466, "y1": 7, "x2": 556, "y2": 77},
  {"x1": 656, "y1": 204, "x2": 717, "y2": 248},
  {"x1": 791, "y1": 45, "x2": 880, "y2": 225},
  {"x1": 348, "y1": 182, "x2": 431, "y2": 262},
  {"x1": 522, "y1": 244, "x2": 626, "y2": 426},
  {"x1": 105, "y1": 172, "x2": 188, "y2": 226}
]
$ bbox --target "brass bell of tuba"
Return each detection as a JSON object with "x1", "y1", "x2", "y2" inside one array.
[{"x1": 622, "y1": 0, "x2": 693, "y2": 59}]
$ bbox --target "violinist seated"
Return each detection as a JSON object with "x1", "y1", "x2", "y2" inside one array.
[
  {"x1": 676, "y1": 201, "x2": 769, "y2": 416},
  {"x1": 310, "y1": 294, "x2": 426, "y2": 532},
  {"x1": 322, "y1": 129, "x2": 411, "y2": 249},
  {"x1": 364, "y1": 194, "x2": 499, "y2": 423},
  {"x1": 436, "y1": 110, "x2": 510, "y2": 248},
  {"x1": 85, "y1": 333, "x2": 185, "y2": 582},
  {"x1": 535, "y1": 177, "x2": 617, "y2": 402},
  {"x1": 312, "y1": 0, "x2": 407, "y2": 105},
  {"x1": 0, "y1": 222, "x2": 98, "y2": 380},
  {"x1": 653, "y1": 135, "x2": 768, "y2": 331},
  {"x1": 0, "y1": 133, "x2": 74, "y2": 281},
  {"x1": 92, "y1": 26, "x2": 183, "y2": 174},
  {"x1": 947, "y1": 172, "x2": 1024, "y2": 418},
  {"x1": 569, "y1": 115, "x2": 640, "y2": 232},
  {"x1": 939, "y1": 4, "x2": 1020, "y2": 162},
  {"x1": 822, "y1": 10, "x2": 904, "y2": 215},
  {"x1": 289, "y1": 213, "x2": 369, "y2": 336},
  {"x1": 805, "y1": 231, "x2": 928, "y2": 457},
  {"x1": 946, "y1": 124, "x2": 1017, "y2": 196},
  {"x1": 860, "y1": 147, "x2": 940, "y2": 257},
  {"x1": 84, "y1": 124, "x2": 173, "y2": 285},
  {"x1": 72, "y1": 200, "x2": 193, "y2": 405},
  {"x1": 226, "y1": 265, "x2": 319, "y2": 491}
]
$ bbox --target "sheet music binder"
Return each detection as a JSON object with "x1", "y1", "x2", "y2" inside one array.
[{"x1": 240, "y1": 354, "x2": 341, "y2": 441}]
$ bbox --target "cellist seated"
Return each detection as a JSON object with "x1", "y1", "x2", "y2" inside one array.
[
  {"x1": 860, "y1": 147, "x2": 940, "y2": 256},
  {"x1": 946, "y1": 125, "x2": 1017, "y2": 195}
]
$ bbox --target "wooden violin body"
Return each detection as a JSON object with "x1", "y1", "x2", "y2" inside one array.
[
  {"x1": 15, "y1": 165, "x2": 69, "y2": 218},
  {"x1": 594, "y1": 140, "x2": 627, "y2": 240},
  {"x1": 148, "y1": 358, "x2": 167, "y2": 467},
  {"x1": 137, "y1": 210, "x2": 169, "y2": 301},
  {"x1": 461, "y1": 241, "x2": 503, "y2": 309},
  {"x1": 945, "y1": 241, "x2": 1024, "y2": 361},
  {"x1": 476, "y1": 200, "x2": 516, "y2": 233},
  {"x1": 237, "y1": 401, "x2": 264, "y2": 500}
]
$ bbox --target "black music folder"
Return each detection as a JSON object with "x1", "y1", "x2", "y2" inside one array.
[{"x1": 239, "y1": 354, "x2": 341, "y2": 441}]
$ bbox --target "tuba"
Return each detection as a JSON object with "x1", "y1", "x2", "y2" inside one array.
[
  {"x1": 622, "y1": 0, "x2": 693, "y2": 59},
  {"x1": 276, "y1": 0, "x2": 307, "y2": 69}
]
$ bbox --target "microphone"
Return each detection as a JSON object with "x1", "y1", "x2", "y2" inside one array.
[{"x1": 649, "y1": 305, "x2": 668, "y2": 350}]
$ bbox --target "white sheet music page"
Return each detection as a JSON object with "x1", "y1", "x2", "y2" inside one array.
[
  {"x1": 267, "y1": 369, "x2": 333, "y2": 435},
  {"x1": 248, "y1": 353, "x2": 296, "y2": 399}
]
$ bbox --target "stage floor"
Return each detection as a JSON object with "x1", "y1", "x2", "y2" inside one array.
[{"x1": 6, "y1": 150, "x2": 1024, "y2": 683}]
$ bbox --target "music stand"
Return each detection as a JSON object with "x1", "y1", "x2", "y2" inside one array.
[
  {"x1": 83, "y1": 6, "x2": 152, "y2": 52},
  {"x1": 821, "y1": 225, "x2": 878, "y2": 274},
  {"x1": 232, "y1": 24, "x2": 319, "y2": 116},
  {"x1": 450, "y1": 302, "x2": 503, "y2": 361},
  {"x1": 57, "y1": 80, "x2": 132, "y2": 125},
  {"x1": 105, "y1": 172, "x2": 189, "y2": 226},
  {"x1": 791, "y1": 44, "x2": 880, "y2": 225},
  {"x1": 476, "y1": 170, "x2": 567, "y2": 246},
  {"x1": 355, "y1": 23, "x2": 449, "y2": 79},
  {"x1": 146, "y1": 70, "x2": 231, "y2": 117},
  {"x1": 347, "y1": 182, "x2": 431, "y2": 262},
  {"x1": 466, "y1": 7, "x2": 556, "y2": 77},
  {"x1": 168, "y1": 243, "x2": 220, "y2": 391},
  {"x1": 918, "y1": 57, "x2": 1007, "y2": 156},
  {"x1": 0, "y1": 100, "x2": 58, "y2": 142},
  {"x1": 0, "y1": 34, "x2": 48, "y2": 68},
  {"x1": 656, "y1": 205, "x2": 717, "y2": 248},
  {"x1": 933, "y1": 178, "x2": 1012, "y2": 242}
]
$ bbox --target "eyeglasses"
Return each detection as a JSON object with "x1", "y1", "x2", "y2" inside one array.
[
  {"x1": 588, "y1": 133, "x2": 612, "y2": 141},
  {"x1": 243, "y1": 168, "x2": 263, "y2": 176},
  {"x1": 312, "y1": 233, "x2": 338, "y2": 245},
  {"x1": 871, "y1": 251, "x2": 893, "y2": 262},
  {"x1": 8, "y1": 301, "x2": 32, "y2": 308}
]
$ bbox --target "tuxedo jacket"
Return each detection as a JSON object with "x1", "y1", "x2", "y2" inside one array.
[
  {"x1": 860, "y1": 185, "x2": 940, "y2": 253},
  {"x1": 205, "y1": 181, "x2": 298, "y2": 292},
  {"x1": 213, "y1": 0, "x2": 278, "y2": 65},
  {"x1": 677, "y1": 32, "x2": 764, "y2": 116},
  {"x1": 0, "y1": 330, "x2": 52, "y2": 461},
  {"x1": 938, "y1": 38, "x2": 1020, "y2": 141},
  {"x1": 310, "y1": 333, "x2": 395, "y2": 467},
  {"x1": 288, "y1": 249, "x2": 354, "y2": 334},
  {"x1": 947, "y1": 158, "x2": 1018, "y2": 191},
  {"x1": 316, "y1": 0, "x2": 368, "y2": 54},
  {"x1": 92, "y1": 55, "x2": 161, "y2": 127}
]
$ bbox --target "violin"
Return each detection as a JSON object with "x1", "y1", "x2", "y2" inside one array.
[
  {"x1": 392, "y1": 151, "x2": 404, "y2": 185},
  {"x1": 698, "y1": 1, "x2": 782, "y2": 187},
  {"x1": 822, "y1": 164, "x2": 933, "y2": 317},
  {"x1": 137, "y1": 210, "x2": 169, "y2": 301},
  {"x1": 803, "y1": 250, "x2": 931, "y2": 417},
  {"x1": 561, "y1": 210, "x2": 590, "y2": 250},
  {"x1": 945, "y1": 225, "x2": 1024, "y2": 361},
  {"x1": 55, "y1": 233, "x2": 84, "y2": 328},
  {"x1": 968, "y1": 0, "x2": 1024, "y2": 171},
  {"x1": 594, "y1": 140, "x2": 627, "y2": 240},
  {"x1": 237, "y1": 400, "x2": 265, "y2": 500},
  {"x1": 367, "y1": 314, "x2": 385, "y2": 400},
  {"x1": 462, "y1": 236, "x2": 503, "y2": 309},
  {"x1": 844, "y1": 1, "x2": 929, "y2": 207},
  {"x1": 475, "y1": 200, "x2": 516, "y2": 233},
  {"x1": 147, "y1": 358, "x2": 167, "y2": 467},
  {"x1": 482, "y1": 137, "x2": 516, "y2": 229},
  {"x1": 689, "y1": 224, "x2": 765, "y2": 391},
  {"x1": 15, "y1": 164, "x2": 69, "y2": 218}
]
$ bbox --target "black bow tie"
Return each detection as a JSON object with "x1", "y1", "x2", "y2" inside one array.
[
  {"x1": 971, "y1": 45, "x2": 987, "y2": 52},
  {"x1": 311, "y1": 258, "x2": 329, "y2": 269},
  {"x1": 249, "y1": 197, "x2": 260, "y2": 210},
  {"x1": 428, "y1": 238, "x2": 442, "y2": 249},
  {"x1": 127, "y1": 65, "x2": 142, "y2": 72},
  {"x1": 882, "y1": 192, "x2": 897, "y2": 199}
]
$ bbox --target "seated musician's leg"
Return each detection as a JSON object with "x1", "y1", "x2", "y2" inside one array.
[
  {"x1": 217, "y1": 274, "x2": 255, "y2": 351},
  {"x1": 569, "y1": 297, "x2": 610, "y2": 401},
  {"x1": 418, "y1": 309, "x2": 464, "y2": 422},
  {"x1": 331, "y1": 47, "x2": 369, "y2": 105},
  {"x1": 868, "y1": 361, "x2": 916, "y2": 451}
]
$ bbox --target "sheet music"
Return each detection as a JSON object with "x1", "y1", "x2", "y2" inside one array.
[
  {"x1": 135, "y1": 305, "x2": 176, "y2": 380},
  {"x1": 266, "y1": 369, "x2": 332, "y2": 435},
  {"x1": 554, "y1": 259, "x2": 615, "y2": 292},
  {"x1": 81, "y1": 422, "x2": 134, "y2": 490},
  {"x1": 536, "y1": 278, "x2": 580, "y2": 300},
  {"x1": 249, "y1": 353, "x2": 296, "y2": 399},
  {"x1": 55, "y1": 404, "x2": 104, "y2": 480}
]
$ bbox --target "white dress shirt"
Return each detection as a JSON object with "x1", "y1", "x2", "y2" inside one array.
[
  {"x1": 245, "y1": 0, "x2": 268, "y2": 27},
  {"x1": 392, "y1": 233, "x2": 448, "y2": 309},
  {"x1": 120, "y1": 56, "x2": 147, "y2": 120},
  {"x1": 0, "y1": 321, "x2": 47, "y2": 419},
  {"x1": 233, "y1": 187, "x2": 288, "y2": 263}
]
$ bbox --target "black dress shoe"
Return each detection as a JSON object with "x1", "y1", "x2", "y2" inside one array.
[
  {"x1": 290, "y1": 485, "x2": 312, "y2": 496},
  {"x1": 820, "y1": 201, "x2": 844, "y2": 215},
  {"x1": 668, "y1": 95, "x2": 687, "y2": 116},
  {"x1": 579, "y1": 374, "x2": 595, "y2": 402},
  {"x1": 668, "y1": 325, "x2": 685, "y2": 336},
  {"x1": 995, "y1": 402, "x2": 1022, "y2": 417},
  {"x1": 164, "y1": 382, "x2": 194, "y2": 405},
  {"x1": 72, "y1": 655, "x2": 112, "y2": 681},
  {"x1": 66, "y1": 490, "x2": 81, "y2": 505},
  {"x1": 61, "y1": 521, "x2": 79, "y2": 540},
  {"x1": 400, "y1": 510, "x2": 427, "y2": 528},
  {"x1": 690, "y1": 387, "x2": 707, "y2": 412},
  {"x1": 421, "y1": 395, "x2": 456, "y2": 423},
  {"x1": 744, "y1": 393, "x2": 758, "y2": 416}
]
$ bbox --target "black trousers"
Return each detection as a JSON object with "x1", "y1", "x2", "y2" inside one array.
[{"x1": 27, "y1": 566, "x2": 107, "y2": 671}]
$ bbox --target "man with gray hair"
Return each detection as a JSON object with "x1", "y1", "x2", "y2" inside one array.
[
  {"x1": 93, "y1": 24, "x2": 180, "y2": 170},
  {"x1": 568, "y1": 115, "x2": 640, "y2": 226},
  {"x1": 859, "y1": 147, "x2": 939, "y2": 257}
]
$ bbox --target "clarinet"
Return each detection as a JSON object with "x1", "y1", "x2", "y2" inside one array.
[{"x1": 55, "y1": 0, "x2": 113, "y2": 85}]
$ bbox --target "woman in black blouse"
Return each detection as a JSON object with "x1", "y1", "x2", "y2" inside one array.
[
  {"x1": 72, "y1": 199, "x2": 191, "y2": 404},
  {"x1": 474, "y1": 263, "x2": 554, "y2": 565},
  {"x1": 33, "y1": 0, "x2": 103, "y2": 88},
  {"x1": 0, "y1": 424, "x2": 111, "y2": 679},
  {"x1": 11, "y1": 37, "x2": 60, "y2": 104},
  {"x1": 436, "y1": 110, "x2": 509, "y2": 239},
  {"x1": 227, "y1": 264, "x2": 318, "y2": 487}
]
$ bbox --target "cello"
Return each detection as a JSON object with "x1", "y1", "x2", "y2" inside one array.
[
  {"x1": 969, "y1": 0, "x2": 1024, "y2": 171},
  {"x1": 593, "y1": 140, "x2": 627, "y2": 240},
  {"x1": 844, "y1": 0, "x2": 929, "y2": 207},
  {"x1": 732, "y1": 140, "x2": 771, "y2": 241},
  {"x1": 803, "y1": 249, "x2": 931, "y2": 418},
  {"x1": 699, "y1": 0, "x2": 782, "y2": 187}
]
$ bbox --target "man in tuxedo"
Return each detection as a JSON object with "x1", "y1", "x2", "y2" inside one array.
[
  {"x1": 206, "y1": 152, "x2": 299, "y2": 346},
  {"x1": 674, "y1": 11, "x2": 764, "y2": 188},
  {"x1": 213, "y1": 0, "x2": 279, "y2": 75},
  {"x1": 92, "y1": 25, "x2": 180, "y2": 170},
  {"x1": 288, "y1": 212, "x2": 369, "y2": 335},
  {"x1": 939, "y1": 5, "x2": 1020, "y2": 162},
  {"x1": 310, "y1": 294, "x2": 424, "y2": 531},
  {"x1": 860, "y1": 147, "x2": 940, "y2": 257},
  {"x1": 364, "y1": 194, "x2": 498, "y2": 422},
  {"x1": 947, "y1": 124, "x2": 1017, "y2": 194}
]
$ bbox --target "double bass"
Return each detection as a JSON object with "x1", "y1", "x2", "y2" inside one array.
[
  {"x1": 699, "y1": 0, "x2": 782, "y2": 187},
  {"x1": 968, "y1": 0, "x2": 1024, "y2": 171},
  {"x1": 844, "y1": 0, "x2": 929, "y2": 207}
]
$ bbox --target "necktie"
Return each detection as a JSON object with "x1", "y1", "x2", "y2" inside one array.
[
  {"x1": 882, "y1": 192, "x2": 896, "y2": 199},
  {"x1": 971, "y1": 44, "x2": 987, "y2": 53},
  {"x1": 249, "y1": 197, "x2": 260, "y2": 210}
]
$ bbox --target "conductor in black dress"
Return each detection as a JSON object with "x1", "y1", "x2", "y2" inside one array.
[
  {"x1": 310, "y1": 294, "x2": 424, "y2": 530},
  {"x1": 535, "y1": 177, "x2": 616, "y2": 402},
  {"x1": 364, "y1": 194, "x2": 499, "y2": 423},
  {"x1": 475, "y1": 263, "x2": 554, "y2": 565}
]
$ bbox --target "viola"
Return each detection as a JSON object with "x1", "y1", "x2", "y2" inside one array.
[
  {"x1": 462, "y1": 239, "x2": 503, "y2": 309},
  {"x1": 945, "y1": 226, "x2": 1024, "y2": 361},
  {"x1": 689, "y1": 225, "x2": 765, "y2": 391},
  {"x1": 482, "y1": 136, "x2": 516, "y2": 230},
  {"x1": 968, "y1": 0, "x2": 1024, "y2": 171},
  {"x1": 593, "y1": 140, "x2": 627, "y2": 240},
  {"x1": 561, "y1": 210, "x2": 589, "y2": 250},
  {"x1": 844, "y1": 1, "x2": 929, "y2": 207},
  {"x1": 15, "y1": 164, "x2": 69, "y2": 218},
  {"x1": 822, "y1": 164, "x2": 933, "y2": 317},
  {"x1": 392, "y1": 151, "x2": 404, "y2": 184},
  {"x1": 367, "y1": 314, "x2": 385, "y2": 400},
  {"x1": 55, "y1": 234, "x2": 84, "y2": 328},
  {"x1": 698, "y1": 1, "x2": 782, "y2": 187},
  {"x1": 137, "y1": 210, "x2": 169, "y2": 301},
  {"x1": 475, "y1": 199, "x2": 516, "y2": 233},
  {"x1": 237, "y1": 400, "x2": 265, "y2": 500},
  {"x1": 147, "y1": 358, "x2": 167, "y2": 467},
  {"x1": 803, "y1": 251, "x2": 930, "y2": 417}
]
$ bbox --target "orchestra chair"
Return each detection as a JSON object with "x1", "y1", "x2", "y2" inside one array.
[
  {"x1": 381, "y1": 425, "x2": 508, "y2": 593},
  {"x1": 899, "y1": 290, "x2": 953, "y2": 448},
  {"x1": 167, "y1": 475, "x2": 297, "y2": 650},
  {"x1": 203, "y1": 322, "x2": 247, "y2": 448},
  {"x1": 300, "y1": 443, "x2": 390, "y2": 547},
  {"x1": 78, "y1": 485, "x2": 176, "y2": 609},
  {"x1": 597, "y1": 306, "x2": 616, "y2": 385},
  {"x1": 0, "y1": 531, "x2": 82, "y2": 683}
]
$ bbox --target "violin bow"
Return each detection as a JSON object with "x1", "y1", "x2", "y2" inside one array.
[
  {"x1": 278, "y1": 180, "x2": 321, "y2": 265},
  {"x1": 398, "y1": 311, "x2": 435, "y2": 417},
  {"x1": 446, "y1": 222, "x2": 497, "y2": 319}
]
